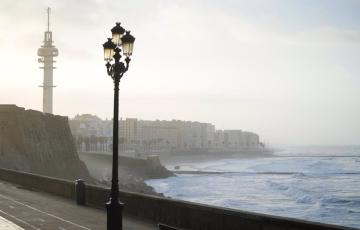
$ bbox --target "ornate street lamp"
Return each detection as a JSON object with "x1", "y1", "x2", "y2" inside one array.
[{"x1": 103, "y1": 22, "x2": 135, "y2": 230}]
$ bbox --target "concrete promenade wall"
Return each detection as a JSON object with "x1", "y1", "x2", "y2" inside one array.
[
  {"x1": 0, "y1": 167, "x2": 355, "y2": 230},
  {"x1": 0, "y1": 167, "x2": 76, "y2": 199}
]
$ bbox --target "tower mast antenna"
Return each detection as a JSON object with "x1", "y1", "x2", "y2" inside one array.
[
  {"x1": 47, "y1": 7, "x2": 50, "y2": 32},
  {"x1": 37, "y1": 7, "x2": 58, "y2": 114}
]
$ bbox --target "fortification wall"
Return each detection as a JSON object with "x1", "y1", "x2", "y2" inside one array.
[{"x1": 0, "y1": 105, "x2": 91, "y2": 180}]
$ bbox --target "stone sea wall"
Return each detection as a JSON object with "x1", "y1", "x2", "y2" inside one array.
[{"x1": 0, "y1": 105, "x2": 91, "y2": 181}]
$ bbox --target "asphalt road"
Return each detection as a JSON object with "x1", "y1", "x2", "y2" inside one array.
[{"x1": 0, "y1": 180, "x2": 157, "y2": 230}]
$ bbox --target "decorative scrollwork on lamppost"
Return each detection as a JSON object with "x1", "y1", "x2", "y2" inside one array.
[{"x1": 102, "y1": 22, "x2": 135, "y2": 230}]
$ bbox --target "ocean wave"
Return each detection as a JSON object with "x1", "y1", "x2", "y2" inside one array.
[
  {"x1": 347, "y1": 209, "x2": 360, "y2": 214},
  {"x1": 148, "y1": 150, "x2": 360, "y2": 228},
  {"x1": 174, "y1": 170, "x2": 360, "y2": 178},
  {"x1": 320, "y1": 197, "x2": 360, "y2": 206},
  {"x1": 268, "y1": 181, "x2": 289, "y2": 191},
  {"x1": 267, "y1": 181, "x2": 316, "y2": 204},
  {"x1": 296, "y1": 195, "x2": 315, "y2": 204}
]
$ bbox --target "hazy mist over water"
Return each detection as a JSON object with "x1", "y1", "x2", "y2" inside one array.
[{"x1": 146, "y1": 146, "x2": 360, "y2": 228}]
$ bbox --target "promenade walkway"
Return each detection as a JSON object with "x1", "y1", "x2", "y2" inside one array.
[
  {"x1": 0, "y1": 180, "x2": 157, "y2": 230},
  {"x1": 0, "y1": 216, "x2": 24, "y2": 229}
]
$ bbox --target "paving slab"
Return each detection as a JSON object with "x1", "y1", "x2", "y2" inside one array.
[
  {"x1": 0, "y1": 180, "x2": 157, "y2": 230},
  {"x1": 0, "y1": 216, "x2": 24, "y2": 230}
]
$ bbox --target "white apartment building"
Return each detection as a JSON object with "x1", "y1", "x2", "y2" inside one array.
[
  {"x1": 214, "y1": 130, "x2": 225, "y2": 149},
  {"x1": 69, "y1": 115, "x2": 261, "y2": 153},
  {"x1": 69, "y1": 114, "x2": 112, "y2": 137},
  {"x1": 139, "y1": 120, "x2": 178, "y2": 151},
  {"x1": 242, "y1": 131, "x2": 260, "y2": 148},
  {"x1": 224, "y1": 130, "x2": 245, "y2": 149}
]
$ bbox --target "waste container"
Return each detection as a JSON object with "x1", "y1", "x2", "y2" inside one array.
[{"x1": 75, "y1": 179, "x2": 86, "y2": 205}]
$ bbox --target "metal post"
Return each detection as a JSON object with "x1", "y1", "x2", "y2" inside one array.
[
  {"x1": 106, "y1": 48, "x2": 124, "y2": 230},
  {"x1": 103, "y1": 25, "x2": 133, "y2": 230}
]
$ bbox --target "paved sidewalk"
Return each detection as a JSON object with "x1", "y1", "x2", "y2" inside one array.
[
  {"x1": 0, "y1": 180, "x2": 157, "y2": 230},
  {"x1": 0, "y1": 216, "x2": 24, "y2": 229}
]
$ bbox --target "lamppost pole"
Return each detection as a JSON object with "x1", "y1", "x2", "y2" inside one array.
[{"x1": 103, "y1": 23, "x2": 135, "y2": 230}]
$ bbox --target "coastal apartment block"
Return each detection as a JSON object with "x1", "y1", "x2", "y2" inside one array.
[{"x1": 69, "y1": 114, "x2": 261, "y2": 153}]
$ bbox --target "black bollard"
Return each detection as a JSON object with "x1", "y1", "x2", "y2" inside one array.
[{"x1": 75, "y1": 179, "x2": 86, "y2": 205}]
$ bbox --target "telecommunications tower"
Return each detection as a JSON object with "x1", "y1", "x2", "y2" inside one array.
[{"x1": 37, "y1": 7, "x2": 58, "y2": 114}]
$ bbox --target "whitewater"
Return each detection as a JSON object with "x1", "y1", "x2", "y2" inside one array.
[{"x1": 146, "y1": 146, "x2": 360, "y2": 228}]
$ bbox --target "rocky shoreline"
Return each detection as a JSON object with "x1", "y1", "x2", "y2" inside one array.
[{"x1": 78, "y1": 152, "x2": 174, "y2": 196}]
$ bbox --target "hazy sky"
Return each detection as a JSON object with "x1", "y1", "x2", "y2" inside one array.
[{"x1": 0, "y1": 0, "x2": 359, "y2": 146}]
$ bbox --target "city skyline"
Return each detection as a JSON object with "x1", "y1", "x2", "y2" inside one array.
[
  {"x1": 69, "y1": 113, "x2": 261, "y2": 154},
  {"x1": 0, "y1": 0, "x2": 359, "y2": 146}
]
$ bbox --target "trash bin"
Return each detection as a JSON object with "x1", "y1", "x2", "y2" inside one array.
[{"x1": 75, "y1": 179, "x2": 86, "y2": 205}]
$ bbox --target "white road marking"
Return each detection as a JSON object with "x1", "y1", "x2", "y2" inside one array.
[{"x1": 0, "y1": 193, "x2": 91, "y2": 230}]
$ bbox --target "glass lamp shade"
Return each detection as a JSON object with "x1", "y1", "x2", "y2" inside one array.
[
  {"x1": 104, "y1": 48, "x2": 114, "y2": 61},
  {"x1": 102, "y1": 38, "x2": 116, "y2": 61},
  {"x1": 112, "y1": 33, "x2": 122, "y2": 46},
  {"x1": 121, "y1": 31, "x2": 135, "y2": 57},
  {"x1": 111, "y1": 22, "x2": 125, "y2": 46}
]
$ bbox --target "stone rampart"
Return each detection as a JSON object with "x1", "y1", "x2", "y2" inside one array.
[
  {"x1": 0, "y1": 167, "x2": 355, "y2": 230},
  {"x1": 0, "y1": 105, "x2": 91, "y2": 181}
]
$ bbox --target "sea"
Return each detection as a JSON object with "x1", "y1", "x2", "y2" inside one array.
[{"x1": 145, "y1": 146, "x2": 360, "y2": 229}]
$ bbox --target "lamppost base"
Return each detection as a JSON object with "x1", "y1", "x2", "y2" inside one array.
[{"x1": 106, "y1": 199, "x2": 124, "y2": 230}]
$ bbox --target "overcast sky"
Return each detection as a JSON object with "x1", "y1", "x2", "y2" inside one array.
[{"x1": 0, "y1": 0, "x2": 359, "y2": 146}]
